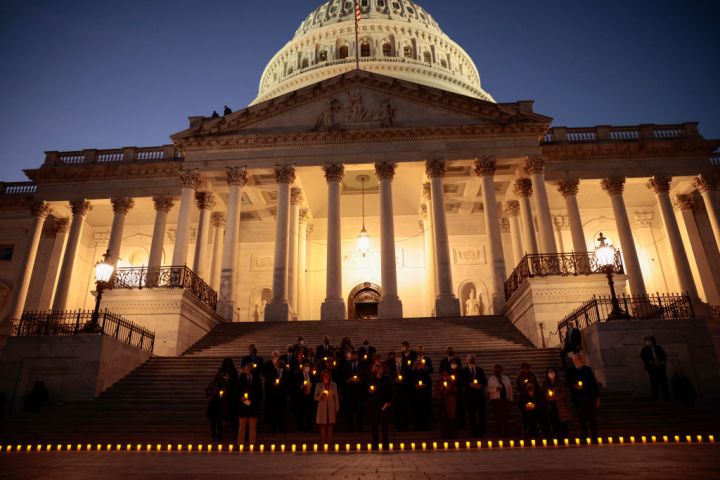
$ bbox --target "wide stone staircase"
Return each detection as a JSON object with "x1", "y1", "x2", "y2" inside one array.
[{"x1": 0, "y1": 316, "x2": 717, "y2": 444}]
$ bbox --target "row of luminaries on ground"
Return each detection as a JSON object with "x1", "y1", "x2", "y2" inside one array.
[{"x1": 204, "y1": 333, "x2": 688, "y2": 449}]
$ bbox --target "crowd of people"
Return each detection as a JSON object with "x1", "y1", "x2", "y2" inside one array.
[{"x1": 205, "y1": 335, "x2": 603, "y2": 448}]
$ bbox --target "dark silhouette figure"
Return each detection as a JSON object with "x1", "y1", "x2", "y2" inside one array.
[
  {"x1": 640, "y1": 336, "x2": 671, "y2": 401},
  {"x1": 223, "y1": 105, "x2": 233, "y2": 115},
  {"x1": 671, "y1": 368, "x2": 697, "y2": 408},
  {"x1": 211, "y1": 111, "x2": 220, "y2": 118},
  {"x1": 23, "y1": 381, "x2": 49, "y2": 412},
  {"x1": 205, "y1": 358, "x2": 239, "y2": 442}
]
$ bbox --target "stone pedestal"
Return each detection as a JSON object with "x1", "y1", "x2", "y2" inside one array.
[
  {"x1": 264, "y1": 302, "x2": 291, "y2": 322},
  {"x1": 320, "y1": 300, "x2": 346, "y2": 321},
  {"x1": 435, "y1": 297, "x2": 462, "y2": 318},
  {"x1": 378, "y1": 297, "x2": 403, "y2": 319}
]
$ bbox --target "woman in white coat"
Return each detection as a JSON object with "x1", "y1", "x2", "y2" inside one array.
[{"x1": 314, "y1": 369, "x2": 340, "y2": 444}]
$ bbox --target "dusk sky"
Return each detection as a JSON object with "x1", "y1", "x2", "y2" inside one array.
[{"x1": 0, "y1": 0, "x2": 718, "y2": 182}]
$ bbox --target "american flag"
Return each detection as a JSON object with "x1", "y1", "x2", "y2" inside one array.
[{"x1": 354, "y1": 0, "x2": 362, "y2": 23}]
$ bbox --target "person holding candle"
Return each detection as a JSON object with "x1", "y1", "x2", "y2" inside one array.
[
  {"x1": 366, "y1": 361, "x2": 393, "y2": 450},
  {"x1": 317, "y1": 336, "x2": 333, "y2": 361},
  {"x1": 241, "y1": 344, "x2": 264, "y2": 373},
  {"x1": 314, "y1": 369, "x2": 340, "y2": 445},
  {"x1": 439, "y1": 346, "x2": 462, "y2": 374},
  {"x1": 519, "y1": 381, "x2": 545, "y2": 438},
  {"x1": 293, "y1": 336, "x2": 308, "y2": 357},
  {"x1": 263, "y1": 352, "x2": 289, "y2": 433},
  {"x1": 516, "y1": 362, "x2": 540, "y2": 394},
  {"x1": 565, "y1": 354, "x2": 600, "y2": 440},
  {"x1": 435, "y1": 370, "x2": 459, "y2": 439},
  {"x1": 238, "y1": 361, "x2": 263, "y2": 447},
  {"x1": 487, "y1": 364, "x2": 513, "y2": 438},
  {"x1": 341, "y1": 350, "x2": 365, "y2": 432},
  {"x1": 416, "y1": 345, "x2": 434, "y2": 373},
  {"x1": 462, "y1": 354, "x2": 487, "y2": 437},
  {"x1": 205, "y1": 358, "x2": 239, "y2": 442},
  {"x1": 395, "y1": 345, "x2": 414, "y2": 432},
  {"x1": 412, "y1": 358, "x2": 433, "y2": 430},
  {"x1": 358, "y1": 338, "x2": 376, "y2": 369},
  {"x1": 294, "y1": 359, "x2": 317, "y2": 433},
  {"x1": 542, "y1": 367, "x2": 571, "y2": 439}
]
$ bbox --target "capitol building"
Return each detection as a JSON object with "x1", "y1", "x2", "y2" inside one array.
[{"x1": 0, "y1": 0, "x2": 719, "y2": 362}]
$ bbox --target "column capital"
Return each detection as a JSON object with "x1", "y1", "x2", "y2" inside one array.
[
  {"x1": 274, "y1": 165, "x2": 296, "y2": 184},
  {"x1": 422, "y1": 182, "x2": 432, "y2": 201},
  {"x1": 425, "y1": 159, "x2": 446, "y2": 178},
  {"x1": 152, "y1": 195, "x2": 175, "y2": 213},
  {"x1": 524, "y1": 156, "x2": 545, "y2": 175},
  {"x1": 211, "y1": 212, "x2": 226, "y2": 228},
  {"x1": 70, "y1": 199, "x2": 92, "y2": 216},
  {"x1": 30, "y1": 201, "x2": 51, "y2": 219},
  {"x1": 291, "y1": 187, "x2": 304, "y2": 206},
  {"x1": 179, "y1": 169, "x2": 201, "y2": 190},
  {"x1": 675, "y1": 194, "x2": 696, "y2": 211},
  {"x1": 374, "y1": 161, "x2": 397, "y2": 180},
  {"x1": 694, "y1": 173, "x2": 718, "y2": 193},
  {"x1": 513, "y1": 178, "x2": 533, "y2": 198},
  {"x1": 323, "y1": 163, "x2": 344, "y2": 182},
  {"x1": 600, "y1": 177, "x2": 626, "y2": 196},
  {"x1": 111, "y1": 197, "x2": 135, "y2": 215},
  {"x1": 195, "y1": 192, "x2": 216, "y2": 210},
  {"x1": 504, "y1": 200, "x2": 521, "y2": 217},
  {"x1": 557, "y1": 179, "x2": 580, "y2": 198},
  {"x1": 646, "y1": 176, "x2": 671, "y2": 194},
  {"x1": 499, "y1": 217, "x2": 510, "y2": 234},
  {"x1": 51, "y1": 217, "x2": 70, "y2": 235},
  {"x1": 419, "y1": 204, "x2": 428, "y2": 220},
  {"x1": 299, "y1": 207, "x2": 309, "y2": 223},
  {"x1": 226, "y1": 166, "x2": 249, "y2": 186},
  {"x1": 474, "y1": 156, "x2": 496, "y2": 176}
]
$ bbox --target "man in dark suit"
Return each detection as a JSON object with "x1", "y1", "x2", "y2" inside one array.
[
  {"x1": 417, "y1": 345, "x2": 434, "y2": 373},
  {"x1": 562, "y1": 320, "x2": 582, "y2": 367},
  {"x1": 357, "y1": 337, "x2": 376, "y2": 366},
  {"x1": 242, "y1": 344, "x2": 263, "y2": 372},
  {"x1": 396, "y1": 342, "x2": 416, "y2": 431},
  {"x1": 342, "y1": 351, "x2": 366, "y2": 432},
  {"x1": 293, "y1": 336, "x2": 308, "y2": 357},
  {"x1": 439, "y1": 347, "x2": 462, "y2": 374},
  {"x1": 440, "y1": 347, "x2": 465, "y2": 429},
  {"x1": 566, "y1": 354, "x2": 600, "y2": 440},
  {"x1": 461, "y1": 354, "x2": 487, "y2": 437},
  {"x1": 293, "y1": 359, "x2": 316, "y2": 433},
  {"x1": 640, "y1": 336, "x2": 670, "y2": 401},
  {"x1": 317, "y1": 336, "x2": 333, "y2": 361},
  {"x1": 263, "y1": 352, "x2": 289, "y2": 433},
  {"x1": 366, "y1": 361, "x2": 393, "y2": 450}
]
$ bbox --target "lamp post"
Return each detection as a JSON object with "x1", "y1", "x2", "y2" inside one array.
[
  {"x1": 85, "y1": 250, "x2": 115, "y2": 333},
  {"x1": 594, "y1": 233, "x2": 631, "y2": 320}
]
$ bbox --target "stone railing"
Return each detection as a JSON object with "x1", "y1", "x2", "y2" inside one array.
[
  {"x1": 711, "y1": 152, "x2": 720, "y2": 167},
  {"x1": 43, "y1": 145, "x2": 182, "y2": 167},
  {"x1": 0, "y1": 182, "x2": 37, "y2": 196},
  {"x1": 543, "y1": 123, "x2": 699, "y2": 144}
]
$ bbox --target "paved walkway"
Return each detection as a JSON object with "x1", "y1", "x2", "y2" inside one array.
[{"x1": 1, "y1": 444, "x2": 718, "y2": 479}]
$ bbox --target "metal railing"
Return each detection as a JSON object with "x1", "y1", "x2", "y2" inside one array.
[
  {"x1": 14, "y1": 309, "x2": 155, "y2": 353},
  {"x1": 543, "y1": 123, "x2": 698, "y2": 143},
  {"x1": 557, "y1": 292, "x2": 695, "y2": 343},
  {"x1": 713, "y1": 305, "x2": 720, "y2": 321},
  {"x1": 43, "y1": 145, "x2": 182, "y2": 167},
  {"x1": 111, "y1": 265, "x2": 218, "y2": 312},
  {"x1": 504, "y1": 251, "x2": 624, "y2": 300},
  {"x1": 0, "y1": 182, "x2": 38, "y2": 195}
]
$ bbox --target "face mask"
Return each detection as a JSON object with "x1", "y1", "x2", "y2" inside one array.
[{"x1": 451, "y1": 364, "x2": 458, "y2": 370}]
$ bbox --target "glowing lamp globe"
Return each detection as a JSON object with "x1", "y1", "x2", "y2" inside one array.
[
  {"x1": 594, "y1": 233, "x2": 615, "y2": 269},
  {"x1": 357, "y1": 228, "x2": 370, "y2": 257},
  {"x1": 95, "y1": 260, "x2": 114, "y2": 284}
]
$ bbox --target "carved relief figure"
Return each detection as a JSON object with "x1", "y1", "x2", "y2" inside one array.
[
  {"x1": 311, "y1": 91, "x2": 396, "y2": 132},
  {"x1": 465, "y1": 289, "x2": 481, "y2": 316}
]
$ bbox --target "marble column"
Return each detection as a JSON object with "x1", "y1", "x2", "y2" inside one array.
[
  {"x1": 3, "y1": 202, "x2": 52, "y2": 330},
  {"x1": 219, "y1": 167, "x2": 247, "y2": 321},
  {"x1": 375, "y1": 161, "x2": 403, "y2": 318},
  {"x1": 265, "y1": 165, "x2": 295, "y2": 322},
  {"x1": 209, "y1": 212, "x2": 226, "y2": 292},
  {"x1": 172, "y1": 169, "x2": 201, "y2": 266},
  {"x1": 557, "y1": 179, "x2": 587, "y2": 253},
  {"x1": 107, "y1": 197, "x2": 135, "y2": 266},
  {"x1": 695, "y1": 174, "x2": 720, "y2": 252},
  {"x1": 525, "y1": 157, "x2": 557, "y2": 254},
  {"x1": 320, "y1": 163, "x2": 346, "y2": 321},
  {"x1": 474, "y1": 157, "x2": 506, "y2": 313},
  {"x1": 148, "y1": 196, "x2": 175, "y2": 270},
  {"x1": 37, "y1": 217, "x2": 70, "y2": 310},
  {"x1": 504, "y1": 201, "x2": 524, "y2": 266},
  {"x1": 601, "y1": 177, "x2": 647, "y2": 296},
  {"x1": 425, "y1": 159, "x2": 461, "y2": 317},
  {"x1": 193, "y1": 192, "x2": 216, "y2": 281},
  {"x1": 422, "y1": 184, "x2": 438, "y2": 312},
  {"x1": 513, "y1": 178, "x2": 539, "y2": 255},
  {"x1": 287, "y1": 188, "x2": 303, "y2": 317},
  {"x1": 53, "y1": 200, "x2": 92, "y2": 311},
  {"x1": 647, "y1": 177, "x2": 699, "y2": 299},
  {"x1": 297, "y1": 209, "x2": 309, "y2": 319}
]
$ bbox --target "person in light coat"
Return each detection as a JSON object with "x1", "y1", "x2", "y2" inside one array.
[
  {"x1": 314, "y1": 369, "x2": 340, "y2": 445},
  {"x1": 487, "y1": 364, "x2": 513, "y2": 438}
]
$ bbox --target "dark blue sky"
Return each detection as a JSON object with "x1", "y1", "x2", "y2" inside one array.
[{"x1": 1, "y1": 0, "x2": 718, "y2": 181}]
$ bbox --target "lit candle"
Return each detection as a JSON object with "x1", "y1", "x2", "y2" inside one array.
[
  {"x1": 219, "y1": 389, "x2": 225, "y2": 397},
  {"x1": 576, "y1": 380, "x2": 583, "y2": 389},
  {"x1": 473, "y1": 379, "x2": 478, "y2": 384},
  {"x1": 312, "y1": 370, "x2": 317, "y2": 376},
  {"x1": 548, "y1": 389, "x2": 554, "y2": 397},
  {"x1": 275, "y1": 378, "x2": 280, "y2": 386},
  {"x1": 244, "y1": 393, "x2": 249, "y2": 400},
  {"x1": 451, "y1": 375, "x2": 456, "y2": 381},
  {"x1": 323, "y1": 389, "x2": 329, "y2": 396},
  {"x1": 352, "y1": 375, "x2": 358, "y2": 381},
  {"x1": 369, "y1": 385, "x2": 376, "y2": 393},
  {"x1": 407, "y1": 360, "x2": 411, "y2": 366},
  {"x1": 418, "y1": 380, "x2": 423, "y2": 387},
  {"x1": 421, "y1": 359, "x2": 426, "y2": 364},
  {"x1": 252, "y1": 363, "x2": 257, "y2": 369},
  {"x1": 443, "y1": 381, "x2": 448, "y2": 388},
  {"x1": 398, "y1": 374, "x2": 403, "y2": 381},
  {"x1": 303, "y1": 380, "x2": 308, "y2": 386},
  {"x1": 526, "y1": 402, "x2": 535, "y2": 410},
  {"x1": 323, "y1": 357, "x2": 328, "y2": 362}
]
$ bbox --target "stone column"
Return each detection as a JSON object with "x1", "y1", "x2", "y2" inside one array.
[
  {"x1": 601, "y1": 177, "x2": 647, "y2": 296},
  {"x1": 37, "y1": 218, "x2": 70, "y2": 310},
  {"x1": 647, "y1": 177, "x2": 699, "y2": 299},
  {"x1": 425, "y1": 159, "x2": 461, "y2": 317},
  {"x1": 107, "y1": 197, "x2": 135, "y2": 266},
  {"x1": 375, "y1": 161, "x2": 403, "y2": 318},
  {"x1": 320, "y1": 163, "x2": 346, "y2": 320},
  {"x1": 148, "y1": 196, "x2": 175, "y2": 269},
  {"x1": 695, "y1": 174, "x2": 720, "y2": 252},
  {"x1": 172, "y1": 169, "x2": 201, "y2": 266},
  {"x1": 209, "y1": 212, "x2": 226, "y2": 292},
  {"x1": 219, "y1": 167, "x2": 247, "y2": 321},
  {"x1": 53, "y1": 200, "x2": 92, "y2": 311},
  {"x1": 513, "y1": 178, "x2": 539, "y2": 255},
  {"x1": 525, "y1": 157, "x2": 557, "y2": 254},
  {"x1": 504, "y1": 201, "x2": 524, "y2": 267},
  {"x1": 3, "y1": 202, "x2": 52, "y2": 330},
  {"x1": 287, "y1": 188, "x2": 303, "y2": 317},
  {"x1": 193, "y1": 192, "x2": 216, "y2": 280},
  {"x1": 297, "y1": 208, "x2": 309, "y2": 319},
  {"x1": 474, "y1": 157, "x2": 506, "y2": 313},
  {"x1": 558, "y1": 179, "x2": 587, "y2": 253},
  {"x1": 265, "y1": 165, "x2": 295, "y2": 322},
  {"x1": 422, "y1": 184, "x2": 438, "y2": 312}
]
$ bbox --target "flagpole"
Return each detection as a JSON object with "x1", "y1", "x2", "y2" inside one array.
[{"x1": 354, "y1": 0, "x2": 361, "y2": 70}]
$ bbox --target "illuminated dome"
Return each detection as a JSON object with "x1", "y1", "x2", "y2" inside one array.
[{"x1": 252, "y1": 0, "x2": 494, "y2": 105}]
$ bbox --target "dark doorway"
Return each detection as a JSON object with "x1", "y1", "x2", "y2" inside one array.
[{"x1": 347, "y1": 282, "x2": 382, "y2": 320}]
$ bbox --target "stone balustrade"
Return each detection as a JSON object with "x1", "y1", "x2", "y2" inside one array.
[
  {"x1": 0, "y1": 182, "x2": 37, "y2": 196},
  {"x1": 42, "y1": 145, "x2": 181, "y2": 167},
  {"x1": 543, "y1": 122, "x2": 699, "y2": 143}
]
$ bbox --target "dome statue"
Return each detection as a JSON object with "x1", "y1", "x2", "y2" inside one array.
[{"x1": 252, "y1": 0, "x2": 494, "y2": 105}]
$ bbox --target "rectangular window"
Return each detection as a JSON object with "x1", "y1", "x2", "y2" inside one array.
[{"x1": 0, "y1": 245, "x2": 13, "y2": 261}]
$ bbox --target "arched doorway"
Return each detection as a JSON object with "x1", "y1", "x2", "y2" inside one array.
[{"x1": 347, "y1": 282, "x2": 382, "y2": 320}]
